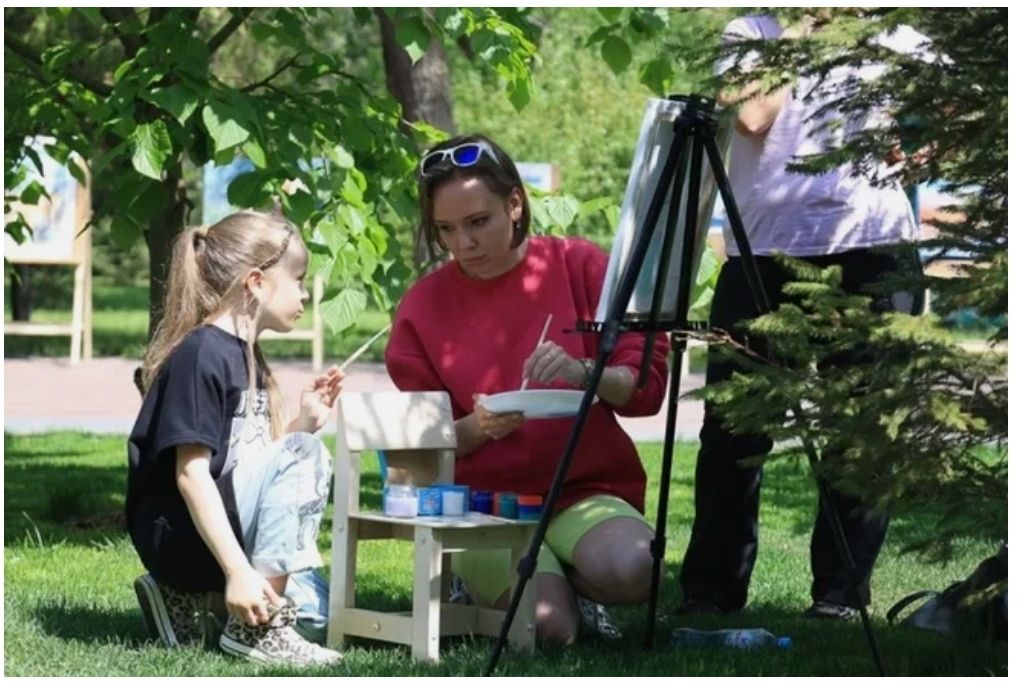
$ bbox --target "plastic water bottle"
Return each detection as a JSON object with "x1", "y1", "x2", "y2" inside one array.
[{"x1": 671, "y1": 627, "x2": 792, "y2": 650}]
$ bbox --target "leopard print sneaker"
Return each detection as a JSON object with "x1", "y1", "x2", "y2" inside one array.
[
  {"x1": 134, "y1": 574, "x2": 212, "y2": 647},
  {"x1": 576, "y1": 594, "x2": 623, "y2": 641},
  {"x1": 219, "y1": 599, "x2": 343, "y2": 667}
]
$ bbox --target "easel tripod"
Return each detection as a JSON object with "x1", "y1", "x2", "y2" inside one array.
[{"x1": 484, "y1": 94, "x2": 886, "y2": 677}]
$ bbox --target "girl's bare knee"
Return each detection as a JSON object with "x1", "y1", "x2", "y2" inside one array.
[{"x1": 536, "y1": 601, "x2": 578, "y2": 646}]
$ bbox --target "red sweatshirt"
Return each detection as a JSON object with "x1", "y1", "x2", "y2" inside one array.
[{"x1": 385, "y1": 236, "x2": 669, "y2": 514}]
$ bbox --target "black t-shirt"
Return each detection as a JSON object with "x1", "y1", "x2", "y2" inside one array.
[{"x1": 126, "y1": 325, "x2": 272, "y2": 591}]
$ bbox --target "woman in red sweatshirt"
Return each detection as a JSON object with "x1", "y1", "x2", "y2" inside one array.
[{"x1": 385, "y1": 134, "x2": 669, "y2": 645}]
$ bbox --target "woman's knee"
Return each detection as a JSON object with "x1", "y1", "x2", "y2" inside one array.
[
  {"x1": 612, "y1": 547, "x2": 656, "y2": 599},
  {"x1": 573, "y1": 518, "x2": 655, "y2": 603}
]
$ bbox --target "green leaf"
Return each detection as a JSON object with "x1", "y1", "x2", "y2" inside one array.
[
  {"x1": 395, "y1": 17, "x2": 432, "y2": 64},
  {"x1": 73, "y1": 7, "x2": 104, "y2": 28},
  {"x1": 281, "y1": 189, "x2": 316, "y2": 225},
  {"x1": 341, "y1": 175, "x2": 365, "y2": 207},
  {"x1": 598, "y1": 8, "x2": 622, "y2": 23},
  {"x1": 202, "y1": 102, "x2": 251, "y2": 153},
  {"x1": 578, "y1": 196, "x2": 614, "y2": 218},
  {"x1": 145, "y1": 85, "x2": 198, "y2": 125},
  {"x1": 113, "y1": 57, "x2": 136, "y2": 83},
  {"x1": 320, "y1": 287, "x2": 367, "y2": 334},
  {"x1": 19, "y1": 181, "x2": 48, "y2": 206},
  {"x1": 436, "y1": 7, "x2": 469, "y2": 36},
  {"x1": 352, "y1": 7, "x2": 372, "y2": 25},
  {"x1": 110, "y1": 215, "x2": 141, "y2": 250},
  {"x1": 585, "y1": 25, "x2": 615, "y2": 48},
  {"x1": 601, "y1": 36, "x2": 632, "y2": 74},
  {"x1": 66, "y1": 157, "x2": 88, "y2": 187},
  {"x1": 227, "y1": 171, "x2": 272, "y2": 208},
  {"x1": 507, "y1": 74, "x2": 532, "y2": 111},
  {"x1": 130, "y1": 120, "x2": 172, "y2": 180},
  {"x1": 327, "y1": 145, "x2": 355, "y2": 169},
  {"x1": 542, "y1": 195, "x2": 580, "y2": 230},
  {"x1": 340, "y1": 204, "x2": 367, "y2": 234},
  {"x1": 639, "y1": 58, "x2": 674, "y2": 96},
  {"x1": 241, "y1": 138, "x2": 267, "y2": 169}
]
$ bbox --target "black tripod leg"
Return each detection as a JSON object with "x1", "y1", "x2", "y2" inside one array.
[
  {"x1": 801, "y1": 434, "x2": 887, "y2": 676},
  {"x1": 645, "y1": 125, "x2": 706, "y2": 648},
  {"x1": 644, "y1": 331, "x2": 688, "y2": 648}
]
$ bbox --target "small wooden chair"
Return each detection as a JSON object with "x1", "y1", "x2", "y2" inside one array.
[{"x1": 327, "y1": 391, "x2": 537, "y2": 662}]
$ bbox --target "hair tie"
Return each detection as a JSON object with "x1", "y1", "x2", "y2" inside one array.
[{"x1": 193, "y1": 226, "x2": 209, "y2": 252}]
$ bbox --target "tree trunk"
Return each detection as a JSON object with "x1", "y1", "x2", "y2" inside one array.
[
  {"x1": 145, "y1": 167, "x2": 188, "y2": 339},
  {"x1": 376, "y1": 9, "x2": 456, "y2": 266},
  {"x1": 376, "y1": 9, "x2": 456, "y2": 135}
]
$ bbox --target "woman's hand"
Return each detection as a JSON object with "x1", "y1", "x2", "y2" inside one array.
[
  {"x1": 472, "y1": 394, "x2": 525, "y2": 440},
  {"x1": 523, "y1": 341, "x2": 582, "y2": 387},
  {"x1": 291, "y1": 365, "x2": 345, "y2": 433},
  {"x1": 225, "y1": 566, "x2": 283, "y2": 626}
]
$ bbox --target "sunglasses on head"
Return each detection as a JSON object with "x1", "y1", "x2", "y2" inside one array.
[{"x1": 418, "y1": 142, "x2": 501, "y2": 178}]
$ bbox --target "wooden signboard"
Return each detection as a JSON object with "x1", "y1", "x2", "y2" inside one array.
[{"x1": 4, "y1": 139, "x2": 93, "y2": 364}]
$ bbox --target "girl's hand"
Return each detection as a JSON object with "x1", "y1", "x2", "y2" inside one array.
[
  {"x1": 472, "y1": 394, "x2": 525, "y2": 440},
  {"x1": 293, "y1": 365, "x2": 345, "y2": 433},
  {"x1": 523, "y1": 341, "x2": 580, "y2": 386},
  {"x1": 225, "y1": 566, "x2": 282, "y2": 626}
]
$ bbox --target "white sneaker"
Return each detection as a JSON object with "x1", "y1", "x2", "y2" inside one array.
[{"x1": 219, "y1": 599, "x2": 343, "y2": 667}]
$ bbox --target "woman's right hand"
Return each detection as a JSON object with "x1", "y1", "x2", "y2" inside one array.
[
  {"x1": 225, "y1": 566, "x2": 283, "y2": 626},
  {"x1": 472, "y1": 394, "x2": 525, "y2": 440}
]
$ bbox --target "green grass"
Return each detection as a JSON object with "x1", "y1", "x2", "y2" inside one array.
[{"x1": 3, "y1": 432, "x2": 1006, "y2": 676}]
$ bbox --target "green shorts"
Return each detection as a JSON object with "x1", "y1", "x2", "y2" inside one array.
[{"x1": 450, "y1": 494, "x2": 648, "y2": 605}]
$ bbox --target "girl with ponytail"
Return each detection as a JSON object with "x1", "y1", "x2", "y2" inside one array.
[{"x1": 126, "y1": 210, "x2": 345, "y2": 667}]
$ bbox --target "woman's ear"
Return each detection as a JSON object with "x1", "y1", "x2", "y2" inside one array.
[{"x1": 508, "y1": 188, "x2": 524, "y2": 223}]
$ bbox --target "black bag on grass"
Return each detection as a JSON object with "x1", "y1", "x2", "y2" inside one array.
[{"x1": 886, "y1": 544, "x2": 1007, "y2": 642}]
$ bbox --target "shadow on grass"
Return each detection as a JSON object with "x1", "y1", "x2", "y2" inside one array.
[
  {"x1": 4, "y1": 462, "x2": 127, "y2": 546},
  {"x1": 33, "y1": 600, "x2": 152, "y2": 647}
]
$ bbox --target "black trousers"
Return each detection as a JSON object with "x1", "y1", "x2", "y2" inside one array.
[{"x1": 679, "y1": 247, "x2": 922, "y2": 611}]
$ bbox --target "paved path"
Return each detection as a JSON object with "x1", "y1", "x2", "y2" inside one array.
[{"x1": 4, "y1": 357, "x2": 706, "y2": 442}]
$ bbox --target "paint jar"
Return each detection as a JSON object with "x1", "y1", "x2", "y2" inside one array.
[
  {"x1": 517, "y1": 494, "x2": 543, "y2": 521},
  {"x1": 499, "y1": 493, "x2": 519, "y2": 520},
  {"x1": 432, "y1": 484, "x2": 470, "y2": 515},
  {"x1": 471, "y1": 490, "x2": 494, "y2": 514},
  {"x1": 383, "y1": 484, "x2": 418, "y2": 518},
  {"x1": 417, "y1": 487, "x2": 443, "y2": 516}
]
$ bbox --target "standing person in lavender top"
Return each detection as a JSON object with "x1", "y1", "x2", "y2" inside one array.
[{"x1": 677, "y1": 13, "x2": 926, "y2": 620}]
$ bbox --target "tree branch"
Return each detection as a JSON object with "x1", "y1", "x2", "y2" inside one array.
[
  {"x1": 208, "y1": 8, "x2": 254, "y2": 54},
  {"x1": 3, "y1": 30, "x2": 112, "y2": 97},
  {"x1": 99, "y1": 8, "x2": 141, "y2": 54},
  {"x1": 241, "y1": 53, "x2": 301, "y2": 93}
]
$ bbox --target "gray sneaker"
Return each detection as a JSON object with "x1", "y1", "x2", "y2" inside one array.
[
  {"x1": 219, "y1": 599, "x2": 343, "y2": 667},
  {"x1": 134, "y1": 574, "x2": 213, "y2": 647},
  {"x1": 448, "y1": 575, "x2": 474, "y2": 605},
  {"x1": 576, "y1": 595, "x2": 623, "y2": 640}
]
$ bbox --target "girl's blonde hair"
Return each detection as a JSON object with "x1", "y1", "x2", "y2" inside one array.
[{"x1": 141, "y1": 210, "x2": 301, "y2": 438}]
